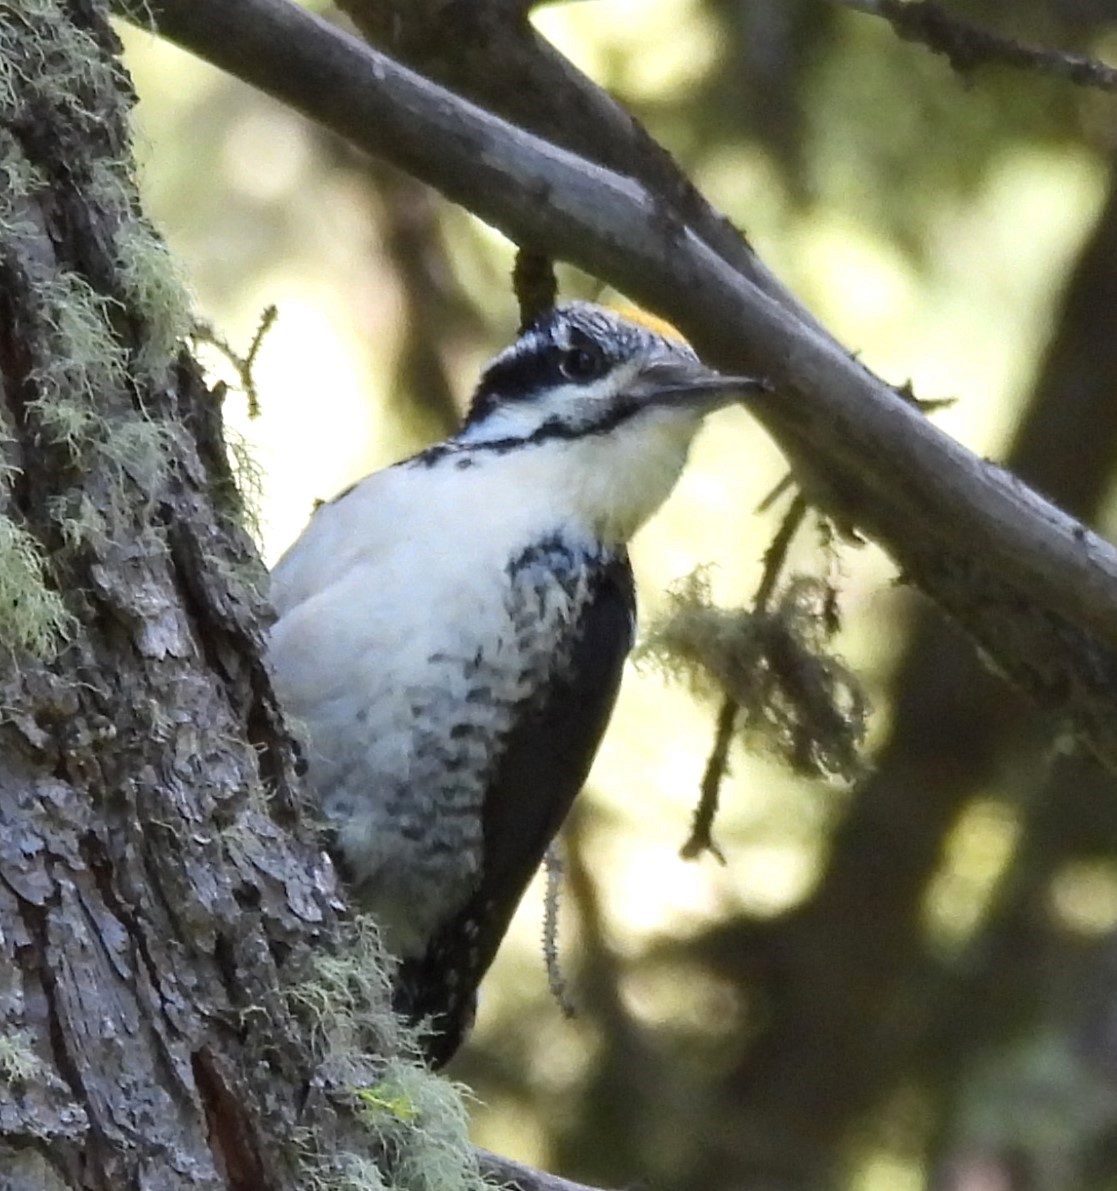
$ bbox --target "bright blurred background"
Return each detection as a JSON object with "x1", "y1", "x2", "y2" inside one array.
[{"x1": 121, "y1": 4, "x2": 1117, "y2": 1188}]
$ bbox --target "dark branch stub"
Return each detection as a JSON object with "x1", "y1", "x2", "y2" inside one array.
[{"x1": 513, "y1": 247, "x2": 558, "y2": 329}]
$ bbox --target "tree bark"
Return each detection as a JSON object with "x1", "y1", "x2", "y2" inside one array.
[
  {"x1": 0, "y1": 6, "x2": 351, "y2": 1187},
  {"x1": 0, "y1": 10, "x2": 561, "y2": 1191},
  {"x1": 16, "y1": 1, "x2": 1117, "y2": 1188}
]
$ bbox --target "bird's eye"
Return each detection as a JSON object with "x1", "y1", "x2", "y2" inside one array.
[{"x1": 559, "y1": 344, "x2": 605, "y2": 383}]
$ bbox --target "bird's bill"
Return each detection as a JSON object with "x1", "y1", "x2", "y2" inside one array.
[{"x1": 630, "y1": 359, "x2": 771, "y2": 411}]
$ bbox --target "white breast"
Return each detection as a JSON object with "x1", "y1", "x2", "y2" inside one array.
[{"x1": 267, "y1": 454, "x2": 597, "y2": 955}]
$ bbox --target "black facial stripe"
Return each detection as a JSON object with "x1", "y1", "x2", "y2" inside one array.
[
  {"x1": 464, "y1": 314, "x2": 617, "y2": 428},
  {"x1": 405, "y1": 396, "x2": 645, "y2": 468},
  {"x1": 520, "y1": 396, "x2": 642, "y2": 445},
  {"x1": 466, "y1": 340, "x2": 568, "y2": 426},
  {"x1": 458, "y1": 302, "x2": 701, "y2": 438}
]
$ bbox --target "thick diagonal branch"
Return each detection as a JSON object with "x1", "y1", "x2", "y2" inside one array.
[{"x1": 118, "y1": 0, "x2": 1117, "y2": 776}]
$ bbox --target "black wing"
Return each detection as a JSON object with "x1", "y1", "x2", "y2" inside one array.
[{"x1": 395, "y1": 553, "x2": 636, "y2": 1067}]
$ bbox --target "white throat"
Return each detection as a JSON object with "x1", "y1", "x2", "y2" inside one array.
[{"x1": 462, "y1": 406, "x2": 705, "y2": 547}]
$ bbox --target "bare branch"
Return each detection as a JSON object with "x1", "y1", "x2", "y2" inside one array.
[
  {"x1": 334, "y1": 0, "x2": 830, "y2": 340},
  {"x1": 116, "y1": 0, "x2": 1117, "y2": 775},
  {"x1": 841, "y1": 0, "x2": 1117, "y2": 91},
  {"x1": 476, "y1": 1148, "x2": 615, "y2": 1191}
]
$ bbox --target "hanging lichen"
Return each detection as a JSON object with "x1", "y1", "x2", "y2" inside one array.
[{"x1": 640, "y1": 568, "x2": 869, "y2": 783}]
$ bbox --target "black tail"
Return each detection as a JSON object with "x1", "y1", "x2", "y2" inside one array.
[{"x1": 393, "y1": 951, "x2": 478, "y2": 1069}]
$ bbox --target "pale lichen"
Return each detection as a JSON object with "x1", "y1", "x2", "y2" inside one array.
[
  {"x1": 289, "y1": 918, "x2": 494, "y2": 1191},
  {"x1": 0, "y1": 515, "x2": 75, "y2": 656},
  {"x1": 640, "y1": 569, "x2": 869, "y2": 782},
  {"x1": 223, "y1": 425, "x2": 267, "y2": 549},
  {"x1": 1, "y1": 0, "x2": 124, "y2": 118},
  {"x1": 114, "y1": 219, "x2": 194, "y2": 380},
  {"x1": 0, "y1": 1030, "x2": 43, "y2": 1083}
]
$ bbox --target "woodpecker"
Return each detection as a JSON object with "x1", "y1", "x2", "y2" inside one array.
[{"x1": 267, "y1": 301, "x2": 765, "y2": 1067}]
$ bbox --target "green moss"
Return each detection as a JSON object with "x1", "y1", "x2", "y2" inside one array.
[
  {"x1": 288, "y1": 917, "x2": 412, "y2": 1064},
  {"x1": 0, "y1": 153, "x2": 44, "y2": 204},
  {"x1": 114, "y1": 220, "x2": 194, "y2": 379},
  {"x1": 0, "y1": 515, "x2": 74, "y2": 657},
  {"x1": 3, "y1": 2, "x2": 266, "y2": 553},
  {"x1": 361, "y1": 1064, "x2": 486, "y2": 1191},
  {"x1": 22, "y1": 265, "x2": 176, "y2": 536},
  {"x1": 229, "y1": 434, "x2": 267, "y2": 546},
  {"x1": 29, "y1": 274, "x2": 128, "y2": 455},
  {"x1": 1, "y1": 0, "x2": 124, "y2": 114},
  {"x1": 289, "y1": 918, "x2": 493, "y2": 1191},
  {"x1": 0, "y1": 136, "x2": 42, "y2": 241},
  {"x1": 99, "y1": 415, "x2": 173, "y2": 496},
  {"x1": 303, "y1": 1153, "x2": 389, "y2": 1191},
  {"x1": 48, "y1": 490, "x2": 108, "y2": 550}
]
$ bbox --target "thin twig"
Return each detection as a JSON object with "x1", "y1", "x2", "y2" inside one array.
[
  {"x1": 193, "y1": 304, "x2": 277, "y2": 418},
  {"x1": 755, "y1": 493, "x2": 809, "y2": 615},
  {"x1": 682, "y1": 494, "x2": 811, "y2": 861},
  {"x1": 681, "y1": 699, "x2": 736, "y2": 863},
  {"x1": 841, "y1": 0, "x2": 1117, "y2": 91}
]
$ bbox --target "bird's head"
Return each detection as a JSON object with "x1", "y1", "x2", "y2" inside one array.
[{"x1": 454, "y1": 302, "x2": 768, "y2": 543}]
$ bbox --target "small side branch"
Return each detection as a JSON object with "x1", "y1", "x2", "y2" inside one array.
[
  {"x1": 681, "y1": 698, "x2": 736, "y2": 862},
  {"x1": 681, "y1": 493, "x2": 810, "y2": 861},
  {"x1": 841, "y1": 0, "x2": 1117, "y2": 91}
]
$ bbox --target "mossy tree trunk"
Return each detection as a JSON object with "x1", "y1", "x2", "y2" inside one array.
[
  {"x1": 0, "y1": 5, "x2": 356, "y2": 1188},
  {"x1": 0, "y1": 9, "x2": 600, "y2": 1191}
]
